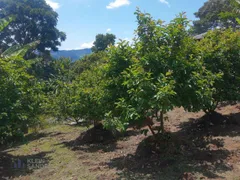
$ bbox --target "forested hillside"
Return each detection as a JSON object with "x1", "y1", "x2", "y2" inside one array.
[{"x1": 51, "y1": 49, "x2": 92, "y2": 61}]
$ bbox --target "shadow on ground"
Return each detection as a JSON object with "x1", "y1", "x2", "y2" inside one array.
[
  {"x1": 0, "y1": 131, "x2": 61, "y2": 178},
  {"x1": 105, "y1": 111, "x2": 240, "y2": 179},
  {"x1": 180, "y1": 112, "x2": 240, "y2": 137},
  {"x1": 58, "y1": 140, "x2": 119, "y2": 153},
  {"x1": 0, "y1": 132, "x2": 66, "y2": 152},
  {"x1": 57, "y1": 124, "x2": 141, "y2": 153},
  {"x1": 0, "y1": 151, "x2": 52, "y2": 179}
]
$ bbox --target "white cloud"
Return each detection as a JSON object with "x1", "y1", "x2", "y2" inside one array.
[
  {"x1": 123, "y1": 37, "x2": 133, "y2": 44},
  {"x1": 79, "y1": 41, "x2": 94, "y2": 49},
  {"x1": 106, "y1": 0, "x2": 130, "y2": 9},
  {"x1": 115, "y1": 37, "x2": 134, "y2": 47},
  {"x1": 159, "y1": 0, "x2": 170, "y2": 7},
  {"x1": 106, "y1": 28, "x2": 112, "y2": 32},
  {"x1": 45, "y1": 0, "x2": 60, "y2": 10}
]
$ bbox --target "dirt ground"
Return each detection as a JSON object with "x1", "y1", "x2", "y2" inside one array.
[{"x1": 0, "y1": 103, "x2": 240, "y2": 180}]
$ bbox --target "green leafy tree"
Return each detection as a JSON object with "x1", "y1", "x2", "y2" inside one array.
[
  {"x1": 0, "y1": 48, "x2": 43, "y2": 144},
  {"x1": 73, "y1": 64, "x2": 107, "y2": 126},
  {"x1": 103, "y1": 41, "x2": 136, "y2": 131},
  {"x1": 0, "y1": 0, "x2": 66, "y2": 53},
  {"x1": 43, "y1": 58, "x2": 73, "y2": 119},
  {"x1": 71, "y1": 51, "x2": 107, "y2": 77},
  {"x1": 196, "y1": 28, "x2": 240, "y2": 112},
  {"x1": 48, "y1": 53, "x2": 107, "y2": 127},
  {"x1": 193, "y1": 0, "x2": 240, "y2": 34},
  {"x1": 91, "y1": 33, "x2": 116, "y2": 52},
  {"x1": 104, "y1": 9, "x2": 218, "y2": 136},
  {"x1": 47, "y1": 82, "x2": 76, "y2": 122}
]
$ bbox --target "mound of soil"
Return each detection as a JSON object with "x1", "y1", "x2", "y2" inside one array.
[
  {"x1": 135, "y1": 133, "x2": 184, "y2": 158},
  {"x1": 202, "y1": 111, "x2": 229, "y2": 125},
  {"x1": 201, "y1": 111, "x2": 240, "y2": 126},
  {"x1": 187, "y1": 111, "x2": 239, "y2": 133},
  {"x1": 75, "y1": 123, "x2": 119, "y2": 145}
]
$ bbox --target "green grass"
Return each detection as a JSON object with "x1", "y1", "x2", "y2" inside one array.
[{"x1": 2, "y1": 125, "x2": 100, "y2": 180}]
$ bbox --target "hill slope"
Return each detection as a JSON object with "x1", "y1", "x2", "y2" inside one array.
[{"x1": 51, "y1": 49, "x2": 92, "y2": 61}]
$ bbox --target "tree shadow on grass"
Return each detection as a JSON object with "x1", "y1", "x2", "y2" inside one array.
[
  {"x1": 58, "y1": 140, "x2": 119, "y2": 153},
  {"x1": 0, "y1": 132, "x2": 65, "y2": 152},
  {"x1": 0, "y1": 151, "x2": 52, "y2": 179},
  {"x1": 55, "y1": 123, "x2": 120, "y2": 153},
  {"x1": 106, "y1": 112, "x2": 240, "y2": 179},
  {"x1": 57, "y1": 126, "x2": 141, "y2": 153}
]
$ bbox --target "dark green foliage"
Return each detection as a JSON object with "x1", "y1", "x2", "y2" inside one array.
[
  {"x1": 43, "y1": 57, "x2": 73, "y2": 117},
  {"x1": 0, "y1": 0, "x2": 66, "y2": 53},
  {"x1": 91, "y1": 33, "x2": 116, "y2": 52},
  {"x1": 193, "y1": 0, "x2": 240, "y2": 34},
  {"x1": 0, "y1": 55, "x2": 43, "y2": 144}
]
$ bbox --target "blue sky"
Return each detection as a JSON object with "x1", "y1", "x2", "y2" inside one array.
[{"x1": 45, "y1": 0, "x2": 207, "y2": 50}]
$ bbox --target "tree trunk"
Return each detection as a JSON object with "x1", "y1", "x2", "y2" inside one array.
[
  {"x1": 75, "y1": 118, "x2": 79, "y2": 125},
  {"x1": 148, "y1": 124, "x2": 156, "y2": 137},
  {"x1": 21, "y1": 124, "x2": 29, "y2": 134},
  {"x1": 158, "y1": 111, "x2": 164, "y2": 134},
  {"x1": 93, "y1": 120, "x2": 98, "y2": 127},
  {"x1": 204, "y1": 101, "x2": 219, "y2": 115}
]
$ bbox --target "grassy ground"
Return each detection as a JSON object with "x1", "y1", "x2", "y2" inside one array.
[{"x1": 0, "y1": 104, "x2": 240, "y2": 180}]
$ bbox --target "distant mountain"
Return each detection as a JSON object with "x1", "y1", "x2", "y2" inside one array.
[{"x1": 51, "y1": 48, "x2": 92, "y2": 62}]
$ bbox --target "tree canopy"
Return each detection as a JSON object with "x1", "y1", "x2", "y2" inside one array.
[
  {"x1": 103, "y1": 10, "x2": 219, "y2": 135},
  {"x1": 196, "y1": 28, "x2": 240, "y2": 110},
  {"x1": 0, "y1": 44, "x2": 43, "y2": 144},
  {"x1": 91, "y1": 33, "x2": 116, "y2": 52},
  {"x1": 0, "y1": 0, "x2": 66, "y2": 53},
  {"x1": 193, "y1": 0, "x2": 240, "y2": 34}
]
